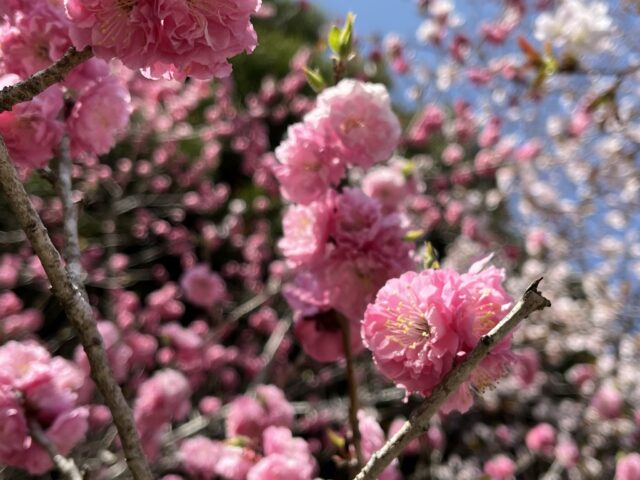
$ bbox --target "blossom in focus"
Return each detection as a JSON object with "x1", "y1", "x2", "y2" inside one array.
[
  {"x1": 180, "y1": 264, "x2": 227, "y2": 309},
  {"x1": 307, "y1": 79, "x2": 401, "y2": 168},
  {"x1": 65, "y1": 0, "x2": 261, "y2": 80},
  {"x1": 361, "y1": 256, "x2": 513, "y2": 414},
  {"x1": 67, "y1": 76, "x2": 132, "y2": 157}
]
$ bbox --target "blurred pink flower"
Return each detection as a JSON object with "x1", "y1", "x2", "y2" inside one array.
[
  {"x1": 361, "y1": 167, "x2": 408, "y2": 213},
  {"x1": 555, "y1": 438, "x2": 579, "y2": 468},
  {"x1": 67, "y1": 76, "x2": 131, "y2": 157},
  {"x1": 180, "y1": 264, "x2": 227, "y2": 309},
  {"x1": 308, "y1": 79, "x2": 401, "y2": 168},
  {"x1": 358, "y1": 411, "x2": 401, "y2": 480},
  {"x1": 0, "y1": 79, "x2": 64, "y2": 169},
  {"x1": 226, "y1": 385, "x2": 294, "y2": 441},
  {"x1": 483, "y1": 454, "x2": 516, "y2": 480},
  {"x1": 179, "y1": 436, "x2": 222, "y2": 479},
  {"x1": 526, "y1": 423, "x2": 556, "y2": 456},
  {"x1": 616, "y1": 453, "x2": 640, "y2": 480},
  {"x1": 591, "y1": 384, "x2": 624, "y2": 419}
]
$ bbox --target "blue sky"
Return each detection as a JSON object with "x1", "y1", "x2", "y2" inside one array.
[{"x1": 312, "y1": 0, "x2": 422, "y2": 38}]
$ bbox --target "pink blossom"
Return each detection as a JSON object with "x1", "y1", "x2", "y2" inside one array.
[
  {"x1": 525, "y1": 422, "x2": 556, "y2": 456},
  {"x1": 591, "y1": 384, "x2": 624, "y2": 419},
  {"x1": 408, "y1": 105, "x2": 444, "y2": 145},
  {"x1": 179, "y1": 436, "x2": 222, "y2": 479},
  {"x1": 0, "y1": 79, "x2": 64, "y2": 169},
  {"x1": 308, "y1": 79, "x2": 401, "y2": 168},
  {"x1": 0, "y1": 6, "x2": 71, "y2": 78},
  {"x1": 525, "y1": 228, "x2": 546, "y2": 256},
  {"x1": 215, "y1": 445, "x2": 256, "y2": 480},
  {"x1": 67, "y1": 76, "x2": 131, "y2": 157},
  {"x1": 616, "y1": 453, "x2": 640, "y2": 480},
  {"x1": 358, "y1": 411, "x2": 401, "y2": 480},
  {"x1": 180, "y1": 264, "x2": 227, "y2": 309},
  {"x1": 483, "y1": 454, "x2": 516, "y2": 480},
  {"x1": 555, "y1": 438, "x2": 579, "y2": 468},
  {"x1": 65, "y1": 0, "x2": 260, "y2": 80},
  {"x1": 362, "y1": 167, "x2": 409, "y2": 213},
  {"x1": 273, "y1": 121, "x2": 344, "y2": 205},
  {"x1": 442, "y1": 143, "x2": 464, "y2": 166},
  {"x1": 250, "y1": 426, "x2": 317, "y2": 479},
  {"x1": 362, "y1": 258, "x2": 513, "y2": 414},
  {"x1": 278, "y1": 194, "x2": 334, "y2": 267},
  {"x1": 74, "y1": 321, "x2": 132, "y2": 386},
  {"x1": 226, "y1": 385, "x2": 294, "y2": 441}
]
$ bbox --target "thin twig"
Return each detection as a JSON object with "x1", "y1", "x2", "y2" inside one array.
[
  {"x1": 354, "y1": 279, "x2": 551, "y2": 480},
  {"x1": 0, "y1": 47, "x2": 93, "y2": 112},
  {"x1": 0, "y1": 136, "x2": 152, "y2": 480},
  {"x1": 53, "y1": 135, "x2": 84, "y2": 285},
  {"x1": 248, "y1": 317, "x2": 292, "y2": 390},
  {"x1": 339, "y1": 313, "x2": 364, "y2": 473},
  {"x1": 29, "y1": 419, "x2": 84, "y2": 480}
]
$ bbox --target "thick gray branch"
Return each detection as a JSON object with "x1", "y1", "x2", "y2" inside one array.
[
  {"x1": 354, "y1": 279, "x2": 551, "y2": 480},
  {"x1": 0, "y1": 136, "x2": 152, "y2": 480},
  {"x1": 0, "y1": 47, "x2": 93, "y2": 113}
]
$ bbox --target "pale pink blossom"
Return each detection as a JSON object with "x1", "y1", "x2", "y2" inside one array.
[
  {"x1": 0, "y1": 79, "x2": 64, "y2": 169},
  {"x1": 67, "y1": 76, "x2": 131, "y2": 156},
  {"x1": 273, "y1": 121, "x2": 344, "y2": 205},
  {"x1": 555, "y1": 438, "x2": 579, "y2": 468},
  {"x1": 226, "y1": 385, "x2": 294, "y2": 441},
  {"x1": 483, "y1": 454, "x2": 516, "y2": 480},
  {"x1": 361, "y1": 167, "x2": 409, "y2": 213},
  {"x1": 616, "y1": 453, "x2": 640, "y2": 480},
  {"x1": 308, "y1": 79, "x2": 401, "y2": 168},
  {"x1": 278, "y1": 194, "x2": 334, "y2": 267},
  {"x1": 526, "y1": 423, "x2": 556, "y2": 456},
  {"x1": 591, "y1": 384, "x2": 624, "y2": 419},
  {"x1": 180, "y1": 264, "x2": 227, "y2": 309},
  {"x1": 179, "y1": 436, "x2": 222, "y2": 479}
]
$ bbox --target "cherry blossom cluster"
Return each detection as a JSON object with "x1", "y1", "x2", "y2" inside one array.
[{"x1": 0, "y1": 0, "x2": 131, "y2": 169}]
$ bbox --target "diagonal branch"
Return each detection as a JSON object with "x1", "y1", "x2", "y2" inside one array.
[
  {"x1": 354, "y1": 279, "x2": 551, "y2": 480},
  {"x1": 0, "y1": 136, "x2": 152, "y2": 480},
  {"x1": 0, "y1": 47, "x2": 93, "y2": 113}
]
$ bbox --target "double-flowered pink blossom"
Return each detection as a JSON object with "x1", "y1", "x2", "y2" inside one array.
[
  {"x1": 248, "y1": 426, "x2": 317, "y2": 480},
  {"x1": 0, "y1": 77, "x2": 64, "y2": 170},
  {"x1": 0, "y1": 341, "x2": 88, "y2": 475},
  {"x1": 226, "y1": 384, "x2": 294, "y2": 441},
  {"x1": 307, "y1": 79, "x2": 401, "y2": 168},
  {"x1": 65, "y1": 0, "x2": 261, "y2": 80},
  {"x1": 67, "y1": 75, "x2": 132, "y2": 157},
  {"x1": 180, "y1": 263, "x2": 227, "y2": 309},
  {"x1": 361, "y1": 256, "x2": 513, "y2": 414}
]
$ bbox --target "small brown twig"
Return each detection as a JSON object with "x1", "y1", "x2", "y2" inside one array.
[
  {"x1": 354, "y1": 279, "x2": 551, "y2": 480},
  {"x1": 28, "y1": 419, "x2": 84, "y2": 480},
  {"x1": 339, "y1": 313, "x2": 364, "y2": 473},
  {"x1": 0, "y1": 47, "x2": 93, "y2": 113}
]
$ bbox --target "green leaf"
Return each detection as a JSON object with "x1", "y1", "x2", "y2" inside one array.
[
  {"x1": 327, "y1": 429, "x2": 346, "y2": 450},
  {"x1": 328, "y1": 25, "x2": 341, "y2": 55},
  {"x1": 338, "y1": 12, "x2": 355, "y2": 58},
  {"x1": 303, "y1": 66, "x2": 327, "y2": 92},
  {"x1": 403, "y1": 229, "x2": 425, "y2": 242}
]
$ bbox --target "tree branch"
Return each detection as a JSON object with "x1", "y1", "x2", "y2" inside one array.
[
  {"x1": 53, "y1": 135, "x2": 84, "y2": 285},
  {"x1": 354, "y1": 279, "x2": 551, "y2": 480},
  {"x1": 0, "y1": 136, "x2": 152, "y2": 480},
  {"x1": 339, "y1": 313, "x2": 364, "y2": 473},
  {"x1": 29, "y1": 419, "x2": 83, "y2": 480},
  {"x1": 0, "y1": 47, "x2": 93, "y2": 113}
]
